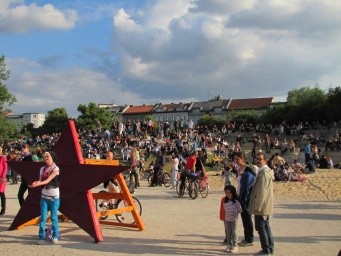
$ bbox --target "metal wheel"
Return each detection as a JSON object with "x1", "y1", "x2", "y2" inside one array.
[
  {"x1": 114, "y1": 196, "x2": 142, "y2": 224},
  {"x1": 95, "y1": 190, "x2": 111, "y2": 220},
  {"x1": 188, "y1": 180, "x2": 198, "y2": 199},
  {"x1": 199, "y1": 178, "x2": 209, "y2": 198},
  {"x1": 176, "y1": 180, "x2": 186, "y2": 198},
  {"x1": 147, "y1": 174, "x2": 153, "y2": 185},
  {"x1": 162, "y1": 172, "x2": 172, "y2": 187}
]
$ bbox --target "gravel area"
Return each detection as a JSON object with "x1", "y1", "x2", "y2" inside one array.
[{"x1": 0, "y1": 170, "x2": 340, "y2": 256}]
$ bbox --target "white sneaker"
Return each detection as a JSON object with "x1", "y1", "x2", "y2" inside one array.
[{"x1": 51, "y1": 239, "x2": 58, "y2": 244}]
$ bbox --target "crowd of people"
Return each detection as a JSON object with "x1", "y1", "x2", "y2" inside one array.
[{"x1": 0, "y1": 118, "x2": 339, "y2": 251}]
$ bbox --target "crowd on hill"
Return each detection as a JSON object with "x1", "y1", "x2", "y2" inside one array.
[{"x1": 0, "y1": 119, "x2": 340, "y2": 184}]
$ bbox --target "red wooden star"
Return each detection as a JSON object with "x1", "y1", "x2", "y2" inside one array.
[{"x1": 8, "y1": 120, "x2": 130, "y2": 242}]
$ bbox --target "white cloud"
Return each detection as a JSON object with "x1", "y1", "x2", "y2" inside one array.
[
  {"x1": 0, "y1": 0, "x2": 77, "y2": 33},
  {"x1": 7, "y1": 58, "x2": 142, "y2": 116},
  {"x1": 109, "y1": 0, "x2": 341, "y2": 101},
  {"x1": 4, "y1": 0, "x2": 341, "y2": 117}
]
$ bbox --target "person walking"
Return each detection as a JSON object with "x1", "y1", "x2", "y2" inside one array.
[
  {"x1": 129, "y1": 148, "x2": 139, "y2": 188},
  {"x1": 0, "y1": 147, "x2": 8, "y2": 215},
  {"x1": 29, "y1": 151, "x2": 60, "y2": 245},
  {"x1": 249, "y1": 152, "x2": 275, "y2": 255},
  {"x1": 170, "y1": 151, "x2": 179, "y2": 188}
]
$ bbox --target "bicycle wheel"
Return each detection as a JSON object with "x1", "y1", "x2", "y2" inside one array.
[
  {"x1": 188, "y1": 180, "x2": 198, "y2": 199},
  {"x1": 162, "y1": 172, "x2": 171, "y2": 187},
  {"x1": 114, "y1": 196, "x2": 142, "y2": 224},
  {"x1": 199, "y1": 178, "x2": 209, "y2": 198},
  {"x1": 147, "y1": 174, "x2": 153, "y2": 185},
  {"x1": 95, "y1": 190, "x2": 110, "y2": 220}
]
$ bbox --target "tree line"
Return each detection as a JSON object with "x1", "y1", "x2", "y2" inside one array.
[{"x1": 1, "y1": 55, "x2": 340, "y2": 142}]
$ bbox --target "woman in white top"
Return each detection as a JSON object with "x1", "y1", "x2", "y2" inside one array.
[
  {"x1": 29, "y1": 151, "x2": 60, "y2": 245},
  {"x1": 171, "y1": 152, "x2": 179, "y2": 188}
]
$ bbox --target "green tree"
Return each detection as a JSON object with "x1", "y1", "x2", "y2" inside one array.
[
  {"x1": 0, "y1": 55, "x2": 16, "y2": 112},
  {"x1": 324, "y1": 86, "x2": 341, "y2": 123},
  {"x1": 286, "y1": 86, "x2": 327, "y2": 124},
  {"x1": 0, "y1": 55, "x2": 18, "y2": 142},
  {"x1": 77, "y1": 103, "x2": 113, "y2": 131},
  {"x1": 198, "y1": 114, "x2": 225, "y2": 129},
  {"x1": 287, "y1": 86, "x2": 326, "y2": 107},
  {"x1": 225, "y1": 110, "x2": 259, "y2": 129},
  {"x1": 0, "y1": 116, "x2": 19, "y2": 143},
  {"x1": 42, "y1": 108, "x2": 69, "y2": 134}
]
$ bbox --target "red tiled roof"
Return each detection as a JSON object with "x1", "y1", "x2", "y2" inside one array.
[
  {"x1": 228, "y1": 97, "x2": 273, "y2": 110},
  {"x1": 124, "y1": 105, "x2": 155, "y2": 114}
]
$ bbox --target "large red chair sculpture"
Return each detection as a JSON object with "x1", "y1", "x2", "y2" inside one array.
[{"x1": 8, "y1": 120, "x2": 142, "y2": 242}]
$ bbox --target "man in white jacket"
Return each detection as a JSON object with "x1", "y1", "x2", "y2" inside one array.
[{"x1": 249, "y1": 152, "x2": 274, "y2": 256}]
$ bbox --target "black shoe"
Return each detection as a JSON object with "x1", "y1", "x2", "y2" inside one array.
[
  {"x1": 148, "y1": 184, "x2": 155, "y2": 187},
  {"x1": 0, "y1": 211, "x2": 5, "y2": 215}
]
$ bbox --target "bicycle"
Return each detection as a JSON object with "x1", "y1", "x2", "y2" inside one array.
[
  {"x1": 176, "y1": 172, "x2": 209, "y2": 199},
  {"x1": 197, "y1": 175, "x2": 209, "y2": 198},
  {"x1": 95, "y1": 190, "x2": 142, "y2": 224},
  {"x1": 95, "y1": 178, "x2": 142, "y2": 224},
  {"x1": 147, "y1": 169, "x2": 172, "y2": 187},
  {"x1": 176, "y1": 174, "x2": 199, "y2": 199}
]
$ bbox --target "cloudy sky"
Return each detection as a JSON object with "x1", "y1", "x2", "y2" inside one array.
[{"x1": 1, "y1": 0, "x2": 340, "y2": 117}]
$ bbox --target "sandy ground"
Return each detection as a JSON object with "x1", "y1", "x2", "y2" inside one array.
[{"x1": 0, "y1": 169, "x2": 340, "y2": 256}]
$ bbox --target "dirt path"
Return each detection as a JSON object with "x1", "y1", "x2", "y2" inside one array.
[{"x1": 0, "y1": 172, "x2": 340, "y2": 256}]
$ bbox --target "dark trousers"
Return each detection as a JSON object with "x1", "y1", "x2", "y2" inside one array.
[
  {"x1": 18, "y1": 179, "x2": 28, "y2": 207},
  {"x1": 129, "y1": 168, "x2": 138, "y2": 187},
  {"x1": 0, "y1": 192, "x2": 6, "y2": 213},
  {"x1": 255, "y1": 215, "x2": 274, "y2": 254},
  {"x1": 11, "y1": 170, "x2": 18, "y2": 184},
  {"x1": 304, "y1": 153, "x2": 310, "y2": 164},
  {"x1": 179, "y1": 170, "x2": 187, "y2": 190},
  {"x1": 151, "y1": 167, "x2": 161, "y2": 186},
  {"x1": 240, "y1": 206, "x2": 254, "y2": 243}
]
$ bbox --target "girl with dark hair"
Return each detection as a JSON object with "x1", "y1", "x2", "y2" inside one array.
[{"x1": 219, "y1": 184, "x2": 242, "y2": 253}]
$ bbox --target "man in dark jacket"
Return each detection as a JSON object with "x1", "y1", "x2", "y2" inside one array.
[
  {"x1": 149, "y1": 150, "x2": 165, "y2": 187},
  {"x1": 18, "y1": 144, "x2": 33, "y2": 207}
]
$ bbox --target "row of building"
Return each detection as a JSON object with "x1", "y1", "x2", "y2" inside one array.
[
  {"x1": 100, "y1": 96, "x2": 277, "y2": 127},
  {"x1": 5, "y1": 96, "x2": 278, "y2": 130}
]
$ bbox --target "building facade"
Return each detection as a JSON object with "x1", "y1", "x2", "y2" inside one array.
[{"x1": 6, "y1": 113, "x2": 45, "y2": 129}]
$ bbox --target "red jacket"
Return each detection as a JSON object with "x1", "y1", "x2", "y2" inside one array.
[
  {"x1": 219, "y1": 196, "x2": 227, "y2": 221},
  {"x1": 0, "y1": 155, "x2": 8, "y2": 193}
]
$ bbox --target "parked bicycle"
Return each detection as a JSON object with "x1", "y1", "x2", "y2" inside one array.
[
  {"x1": 147, "y1": 169, "x2": 172, "y2": 187},
  {"x1": 95, "y1": 190, "x2": 142, "y2": 224}
]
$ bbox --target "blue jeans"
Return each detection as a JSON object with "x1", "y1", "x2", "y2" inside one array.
[
  {"x1": 39, "y1": 196, "x2": 60, "y2": 240},
  {"x1": 255, "y1": 215, "x2": 274, "y2": 254}
]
